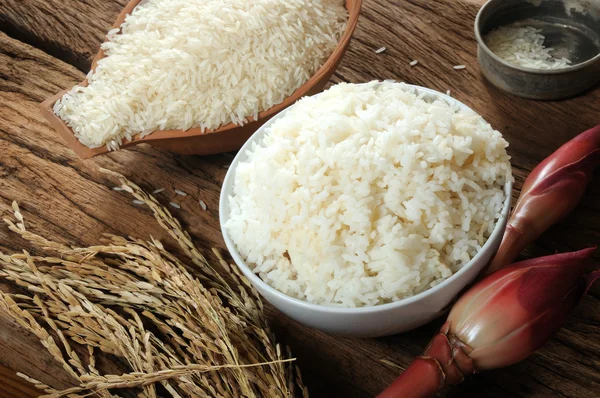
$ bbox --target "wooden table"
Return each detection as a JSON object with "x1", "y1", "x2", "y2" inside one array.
[{"x1": 1, "y1": 0, "x2": 599, "y2": 397}]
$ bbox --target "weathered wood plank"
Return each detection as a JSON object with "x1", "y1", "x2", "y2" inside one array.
[
  {"x1": 0, "y1": 0, "x2": 127, "y2": 71},
  {"x1": 0, "y1": 0, "x2": 599, "y2": 397},
  {"x1": 0, "y1": 315, "x2": 73, "y2": 397},
  {"x1": 0, "y1": 363, "x2": 40, "y2": 398}
]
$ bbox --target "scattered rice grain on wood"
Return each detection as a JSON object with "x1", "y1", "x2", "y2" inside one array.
[
  {"x1": 379, "y1": 359, "x2": 403, "y2": 370},
  {"x1": 174, "y1": 190, "x2": 187, "y2": 197}
]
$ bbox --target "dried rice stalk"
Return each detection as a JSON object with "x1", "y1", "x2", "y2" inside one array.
[{"x1": 0, "y1": 170, "x2": 307, "y2": 398}]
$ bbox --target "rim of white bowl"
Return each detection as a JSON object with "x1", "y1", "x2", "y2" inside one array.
[{"x1": 219, "y1": 82, "x2": 513, "y2": 315}]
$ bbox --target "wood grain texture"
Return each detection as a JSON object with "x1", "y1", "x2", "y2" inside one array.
[
  {"x1": 0, "y1": 315, "x2": 74, "y2": 398},
  {"x1": 0, "y1": 0, "x2": 599, "y2": 397},
  {"x1": 0, "y1": 364, "x2": 40, "y2": 398},
  {"x1": 0, "y1": 0, "x2": 127, "y2": 72}
]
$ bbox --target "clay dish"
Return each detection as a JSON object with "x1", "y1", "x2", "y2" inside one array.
[{"x1": 40, "y1": 0, "x2": 362, "y2": 159}]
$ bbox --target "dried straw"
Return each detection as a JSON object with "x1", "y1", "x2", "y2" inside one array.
[{"x1": 0, "y1": 169, "x2": 307, "y2": 398}]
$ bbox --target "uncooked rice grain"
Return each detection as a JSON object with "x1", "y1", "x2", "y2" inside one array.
[
  {"x1": 53, "y1": 0, "x2": 348, "y2": 150},
  {"x1": 169, "y1": 202, "x2": 181, "y2": 209},
  {"x1": 453, "y1": 65, "x2": 466, "y2": 70},
  {"x1": 410, "y1": 60, "x2": 418, "y2": 66},
  {"x1": 485, "y1": 24, "x2": 572, "y2": 69},
  {"x1": 225, "y1": 81, "x2": 512, "y2": 307},
  {"x1": 375, "y1": 47, "x2": 387, "y2": 54},
  {"x1": 152, "y1": 188, "x2": 166, "y2": 194},
  {"x1": 175, "y1": 190, "x2": 188, "y2": 197},
  {"x1": 199, "y1": 200, "x2": 207, "y2": 211}
]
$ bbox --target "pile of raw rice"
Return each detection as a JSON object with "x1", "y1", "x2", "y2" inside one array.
[
  {"x1": 54, "y1": 0, "x2": 347, "y2": 150},
  {"x1": 225, "y1": 81, "x2": 512, "y2": 307},
  {"x1": 485, "y1": 24, "x2": 572, "y2": 69}
]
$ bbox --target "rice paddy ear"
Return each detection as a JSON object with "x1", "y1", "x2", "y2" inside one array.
[{"x1": 1, "y1": 169, "x2": 307, "y2": 396}]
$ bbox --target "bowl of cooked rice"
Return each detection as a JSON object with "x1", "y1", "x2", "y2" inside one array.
[
  {"x1": 40, "y1": 0, "x2": 361, "y2": 158},
  {"x1": 220, "y1": 81, "x2": 513, "y2": 337},
  {"x1": 475, "y1": 0, "x2": 600, "y2": 100}
]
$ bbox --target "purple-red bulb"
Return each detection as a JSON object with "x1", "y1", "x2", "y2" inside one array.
[{"x1": 488, "y1": 125, "x2": 600, "y2": 273}]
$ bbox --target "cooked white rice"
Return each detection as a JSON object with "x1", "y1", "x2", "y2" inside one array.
[
  {"x1": 53, "y1": 0, "x2": 347, "y2": 150},
  {"x1": 485, "y1": 24, "x2": 572, "y2": 69},
  {"x1": 225, "y1": 81, "x2": 512, "y2": 307}
]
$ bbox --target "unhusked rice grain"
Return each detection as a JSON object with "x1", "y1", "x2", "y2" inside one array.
[
  {"x1": 225, "y1": 81, "x2": 512, "y2": 307},
  {"x1": 53, "y1": 0, "x2": 348, "y2": 150}
]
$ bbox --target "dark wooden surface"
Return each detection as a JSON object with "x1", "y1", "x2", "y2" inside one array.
[
  {"x1": 0, "y1": 0, "x2": 599, "y2": 397},
  {"x1": 0, "y1": 365, "x2": 41, "y2": 398}
]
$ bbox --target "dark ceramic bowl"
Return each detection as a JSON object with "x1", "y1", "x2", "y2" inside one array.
[{"x1": 475, "y1": 0, "x2": 600, "y2": 100}]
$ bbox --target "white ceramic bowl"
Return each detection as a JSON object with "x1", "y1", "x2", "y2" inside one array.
[{"x1": 219, "y1": 84, "x2": 513, "y2": 338}]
